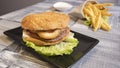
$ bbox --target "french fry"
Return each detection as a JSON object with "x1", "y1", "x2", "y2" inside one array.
[
  {"x1": 88, "y1": 6, "x2": 94, "y2": 16},
  {"x1": 95, "y1": 3, "x2": 113, "y2": 7},
  {"x1": 100, "y1": 3, "x2": 113, "y2": 6},
  {"x1": 101, "y1": 11, "x2": 112, "y2": 16},
  {"x1": 101, "y1": 18, "x2": 111, "y2": 31},
  {"x1": 85, "y1": 3, "x2": 95, "y2": 17},
  {"x1": 91, "y1": 17, "x2": 96, "y2": 28},
  {"x1": 100, "y1": 8, "x2": 109, "y2": 13},
  {"x1": 83, "y1": 2, "x2": 113, "y2": 31},
  {"x1": 92, "y1": 5, "x2": 99, "y2": 16},
  {"x1": 94, "y1": 13, "x2": 101, "y2": 31},
  {"x1": 91, "y1": 4, "x2": 101, "y2": 31},
  {"x1": 83, "y1": 8, "x2": 93, "y2": 17},
  {"x1": 94, "y1": 3, "x2": 105, "y2": 10}
]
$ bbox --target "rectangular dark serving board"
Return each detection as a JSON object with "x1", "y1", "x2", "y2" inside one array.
[{"x1": 4, "y1": 27, "x2": 99, "y2": 68}]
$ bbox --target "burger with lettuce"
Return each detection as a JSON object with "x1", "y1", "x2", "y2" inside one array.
[{"x1": 21, "y1": 12, "x2": 78, "y2": 56}]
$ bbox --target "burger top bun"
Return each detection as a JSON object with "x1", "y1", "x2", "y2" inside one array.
[{"x1": 21, "y1": 12, "x2": 70, "y2": 30}]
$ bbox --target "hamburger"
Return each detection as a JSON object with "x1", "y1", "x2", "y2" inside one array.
[{"x1": 21, "y1": 12, "x2": 78, "y2": 56}]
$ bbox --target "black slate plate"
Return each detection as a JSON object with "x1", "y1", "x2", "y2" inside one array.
[{"x1": 4, "y1": 27, "x2": 99, "y2": 68}]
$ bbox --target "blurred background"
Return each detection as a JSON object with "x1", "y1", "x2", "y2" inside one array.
[
  {"x1": 0, "y1": 0, "x2": 44, "y2": 15},
  {"x1": 0, "y1": 0, "x2": 120, "y2": 16}
]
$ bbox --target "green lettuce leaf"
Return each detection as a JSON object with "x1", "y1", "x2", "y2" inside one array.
[
  {"x1": 84, "y1": 20, "x2": 91, "y2": 26},
  {"x1": 84, "y1": 16, "x2": 109, "y2": 26},
  {"x1": 24, "y1": 32, "x2": 79, "y2": 56}
]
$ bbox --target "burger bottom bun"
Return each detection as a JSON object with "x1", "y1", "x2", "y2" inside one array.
[{"x1": 22, "y1": 29, "x2": 70, "y2": 46}]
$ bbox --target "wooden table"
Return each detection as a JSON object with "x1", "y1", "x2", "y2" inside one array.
[{"x1": 0, "y1": 0, "x2": 120, "y2": 68}]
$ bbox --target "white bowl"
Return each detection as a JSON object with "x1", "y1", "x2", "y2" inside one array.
[{"x1": 53, "y1": 2, "x2": 73, "y2": 11}]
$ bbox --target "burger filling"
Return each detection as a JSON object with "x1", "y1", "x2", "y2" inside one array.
[
  {"x1": 24, "y1": 27, "x2": 69, "y2": 43},
  {"x1": 24, "y1": 32, "x2": 79, "y2": 56}
]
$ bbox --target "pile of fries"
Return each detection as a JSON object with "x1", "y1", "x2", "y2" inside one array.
[{"x1": 83, "y1": 2, "x2": 113, "y2": 31}]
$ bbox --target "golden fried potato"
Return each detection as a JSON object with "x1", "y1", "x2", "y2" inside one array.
[
  {"x1": 83, "y1": 2, "x2": 113, "y2": 31},
  {"x1": 101, "y1": 18, "x2": 111, "y2": 31}
]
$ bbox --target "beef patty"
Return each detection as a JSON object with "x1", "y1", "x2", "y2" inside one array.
[{"x1": 24, "y1": 27, "x2": 70, "y2": 43}]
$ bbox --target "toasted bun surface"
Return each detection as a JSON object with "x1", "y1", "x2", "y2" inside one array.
[{"x1": 21, "y1": 12, "x2": 69, "y2": 30}]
